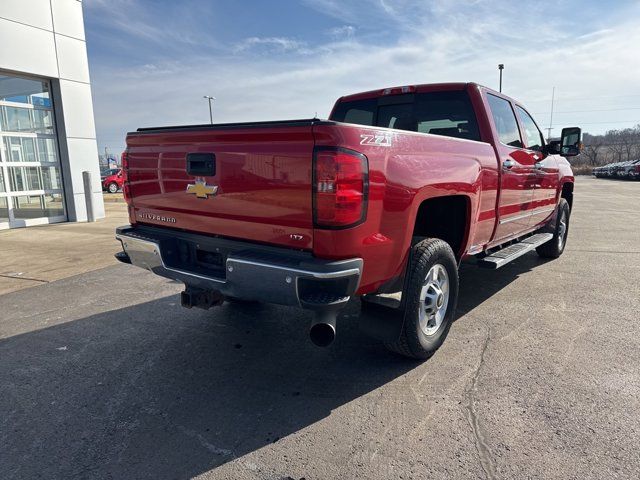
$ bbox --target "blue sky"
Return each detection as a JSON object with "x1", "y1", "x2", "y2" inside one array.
[{"x1": 83, "y1": 0, "x2": 640, "y2": 154}]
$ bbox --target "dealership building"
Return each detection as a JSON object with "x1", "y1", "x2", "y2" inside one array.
[{"x1": 0, "y1": 0, "x2": 104, "y2": 229}]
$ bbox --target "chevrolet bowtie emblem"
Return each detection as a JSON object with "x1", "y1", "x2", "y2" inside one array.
[{"x1": 186, "y1": 180, "x2": 218, "y2": 199}]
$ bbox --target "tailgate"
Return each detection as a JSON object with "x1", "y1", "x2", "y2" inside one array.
[{"x1": 125, "y1": 120, "x2": 318, "y2": 250}]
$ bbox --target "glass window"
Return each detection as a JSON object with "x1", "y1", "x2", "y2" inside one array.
[
  {"x1": 37, "y1": 138, "x2": 58, "y2": 163},
  {"x1": 0, "y1": 169, "x2": 5, "y2": 192},
  {"x1": 377, "y1": 102, "x2": 414, "y2": 130},
  {"x1": 2, "y1": 106, "x2": 33, "y2": 132},
  {"x1": 3, "y1": 137, "x2": 37, "y2": 162},
  {"x1": 516, "y1": 106, "x2": 544, "y2": 151},
  {"x1": 9, "y1": 166, "x2": 42, "y2": 191},
  {"x1": 0, "y1": 196, "x2": 8, "y2": 222},
  {"x1": 340, "y1": 99, "x2": 376, "y2": 125},
  {"x1": 33, "y1": 109, "x2": 54, "y2": 134},
  {"x1": 42, "y1": 166, "x2": 62, "y2": 190},
  {"x1": 0, "y1": 74, "x2": 51, "y2": 107},
  {"x1": 330, "y1": 91, "x2": 480, "y2": 141},
  {"x1": 13, "y1": 195, "x2": 44, "y2": 220},
  {"x1": 486, "y1": 94, "x2": 523, "y2": 148},
  {"x1": 43, "y1": 193, "x2": 64, "y2": 217}
]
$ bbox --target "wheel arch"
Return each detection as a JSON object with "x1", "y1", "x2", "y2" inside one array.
[
  {"x1": 560, "y1": 181, "x2": 574, "y2": 210},
  {"x1": 411, "y1": 194, "x2": 472, "y2": 260}
]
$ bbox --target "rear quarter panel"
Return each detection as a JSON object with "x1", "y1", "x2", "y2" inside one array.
[{"x1": 313, "y1": 123, "x2": 499, "y2": 294}]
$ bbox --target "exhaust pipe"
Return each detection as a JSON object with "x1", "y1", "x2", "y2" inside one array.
[{"x1": 309, "y1": 311, "x2": 337, "y2": 347}]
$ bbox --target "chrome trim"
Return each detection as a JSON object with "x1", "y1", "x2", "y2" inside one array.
[
  {"x1": 116, "y1": 230, "x2": 363, "y2": 308},
  {"x1": 499, "y1": 206, "x2": 555, "y2": 225},
  {"x1": 116, "y1": 232, "x2": 225, "y2": 283},
  {"x1": 226, "y1": 257, "x2": 361, "y2": 280}
]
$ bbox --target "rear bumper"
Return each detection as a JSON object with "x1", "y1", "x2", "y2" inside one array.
[{"x1": 115, "y1": 225, "x2": 362, "y2": 309}]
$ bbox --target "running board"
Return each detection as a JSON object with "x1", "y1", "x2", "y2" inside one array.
[{"x1": 477, "y1": 233, "x2": 553, "y2": 269}]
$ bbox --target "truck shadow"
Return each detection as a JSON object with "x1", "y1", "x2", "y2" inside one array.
[{"x1": 0, "y1": 254, "x2": 545, "y2": 479}]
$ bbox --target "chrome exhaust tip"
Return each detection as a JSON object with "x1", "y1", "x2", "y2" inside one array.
[{"x1": 309, "y1": 312, "x2": 337, "y2": 347}]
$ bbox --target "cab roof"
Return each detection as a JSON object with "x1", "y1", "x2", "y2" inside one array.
[{"x1": 337, "y1": 82, "x2": 513, "y2": 104}]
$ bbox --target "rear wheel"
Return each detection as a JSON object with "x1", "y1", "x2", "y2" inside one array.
[
  {"x1": 536, "y1": 199, "x2": 570, "y2": 259},
  {"x1": 107, "y1": 182, "x2": 119, "y2": 193},
  {"x1": 385, "y1": 238, "x2": 459, "y2": 360}
]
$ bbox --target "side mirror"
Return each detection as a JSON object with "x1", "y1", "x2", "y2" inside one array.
[{"x1": 560, "y1": 127, "x2": 582, "y2": 157}]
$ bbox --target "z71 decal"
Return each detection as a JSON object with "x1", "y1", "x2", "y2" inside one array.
[{"x1": 360, "y1": 132, "x2": 392, "y2": 147}]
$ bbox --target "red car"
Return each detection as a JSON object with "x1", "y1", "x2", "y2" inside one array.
[
  {"x1": 101, "y1": 168, "x2": 124, "y2": 193},
  {"x1": 115, "y1": 82, "x2": 580, "y2": 359}
]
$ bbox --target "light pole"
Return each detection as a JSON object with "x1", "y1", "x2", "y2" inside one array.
[
  {"x1": 546, "y1": 87, "x2": 556, "y2": 140},
  {"x1": 203, "y1": 95, "x2": 216, "y2": 124},
  {"x1": 498, "y1": 64, "x2": 504, "y2": 92}
]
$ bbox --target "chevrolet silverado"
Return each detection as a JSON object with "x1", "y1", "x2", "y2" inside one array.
[{"x1": 115, "y1": 82, "x2": 581, "y2": 359}]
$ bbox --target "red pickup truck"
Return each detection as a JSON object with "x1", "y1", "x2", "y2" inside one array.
[{"x1": 115, "y1": 82, "x2": 580, "y2": 359}]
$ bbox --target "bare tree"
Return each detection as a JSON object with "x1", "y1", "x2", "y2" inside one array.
[{"x1": 581, "y1": 135, "x2": 604, "y2": 165}]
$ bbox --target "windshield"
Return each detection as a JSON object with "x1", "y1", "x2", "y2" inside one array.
[{"x1": 330, "y1": 90, "x2": 480, "y2": 141}]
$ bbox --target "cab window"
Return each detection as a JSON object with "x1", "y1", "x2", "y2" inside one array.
[
  {"x1": 515, "y1": 105, "x2": 545, "y2": 151},
  {"x1": 330, "y1": 91, "x2": 480, "y2": 141},
  {"x1": 486, "y1": 94, "x2": 523, "y2": 148}
]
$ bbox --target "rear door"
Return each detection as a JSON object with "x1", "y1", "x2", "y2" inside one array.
[
  {"x1": 485, "y1": 93, "x2": 537, "y2": 242},
  {"x1": 514, "y1": 105, "x2": 559, "y2": 228}
]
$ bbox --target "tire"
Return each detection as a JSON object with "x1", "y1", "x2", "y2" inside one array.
[
  {"x1": 536, "y1": 198, "x2": 570, "y2": 259},
  {"x1": 385, "y1": 238, "x2": 459, "y2": 360},
  {"x1": 107, "y1": 182, "x2": 119, "y2": 193}
]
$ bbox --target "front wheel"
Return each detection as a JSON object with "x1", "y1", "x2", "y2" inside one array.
[
  {"x1": 107, "y1": 182, "x2": 119, "y2": 193},
  {"x1": 385, "y1": 238, "x2": 459, "y2": 360},
  {"x1": 536, "y1": 198, "x2": 570, "y2": 259}
]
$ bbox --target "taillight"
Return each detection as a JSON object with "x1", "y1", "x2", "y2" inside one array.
[
  {"x1": 313, "y1": 147, "x2": 368, "y2": 228},
  {"x1": 121, "y1": 149, "x2": 131, "y2": 203}
]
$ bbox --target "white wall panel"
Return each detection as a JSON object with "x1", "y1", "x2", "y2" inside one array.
[
  {"x1": 0, "y1": 0, "x2": 53, "y2": 31},
  {"x1": 0, "y1": 18, "x2": 58, "y2": 77},
  {"x1": 51, "y1": 0, "x2": 85, "y2": 40},
  {"x1": 55, "y1": 34, "x2": 90, "y2": 83},
  {"x1": 57, "y1": 79, "x2": 96, "y2": 139}
]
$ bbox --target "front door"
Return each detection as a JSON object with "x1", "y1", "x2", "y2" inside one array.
[
  {"x1": 485, "y1": 93, "x2": 537, "y2": 242},
  {"x1": 514, "y1": 105, "x2": 559, "y2": 228}
]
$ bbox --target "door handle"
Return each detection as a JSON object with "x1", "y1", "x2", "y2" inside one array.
[{"x1": 503, "y1": 159, "x2": 515, "y2": 170}]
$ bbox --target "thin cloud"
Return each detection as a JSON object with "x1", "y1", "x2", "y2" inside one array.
[
  {"x1": 86, "y1": 0, "x2": 640, "y2": 152},
  {"x1": 233, "y1": 37, "x2": 311, "y2": 55}
]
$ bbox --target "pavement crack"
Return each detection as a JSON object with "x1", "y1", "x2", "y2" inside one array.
[
  {"x1": 0, "y1": 273, "x2": 49, "y2": 283},
  {"x1": 463, "y1": 323, "x2": 496, "y2": 480}
]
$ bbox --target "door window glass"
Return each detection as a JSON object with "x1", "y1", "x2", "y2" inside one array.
[
  {"x1": 516, "y1": 106, "x2": 544, "y2": 151},
  {"x1": 487, "y1": 94, "x2": 523, "y2": 148}
]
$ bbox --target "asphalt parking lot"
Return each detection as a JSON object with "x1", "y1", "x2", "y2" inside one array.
[{"x1": 1, "y1": 177, "x2": 639, "y2": 479}]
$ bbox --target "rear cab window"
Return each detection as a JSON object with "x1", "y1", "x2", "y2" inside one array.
[{"x1": 330, "y1": 90, "x2": 481, "y2": 141}]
